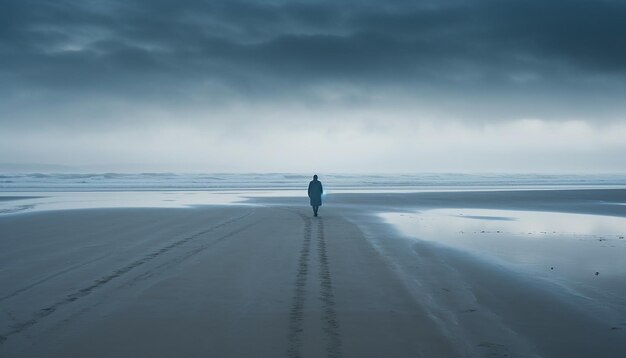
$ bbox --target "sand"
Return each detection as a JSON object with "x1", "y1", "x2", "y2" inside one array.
[{"x1": 1, "y1": 189, "x2": 625, "y2": 357}]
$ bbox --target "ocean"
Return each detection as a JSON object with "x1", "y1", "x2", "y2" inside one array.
[{"x1": 2, "y1": 173, "x2": 626, "y2": 192}]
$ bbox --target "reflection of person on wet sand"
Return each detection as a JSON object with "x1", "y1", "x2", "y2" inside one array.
[{"x1": 308, "y1": 175, "x2": 323, "y2": 217}]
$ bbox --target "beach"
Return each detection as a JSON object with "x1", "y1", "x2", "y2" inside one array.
[
  {"x1": 1, "y1": 189, "x2": 626, "y2": 357},
  {"x1": 5, "y1": 0, "x2": 626, "y2": 356}
]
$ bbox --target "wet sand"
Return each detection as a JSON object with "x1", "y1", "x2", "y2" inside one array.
[{"x1": 1, "y1": 189, "x2": 625, "y2": 357}]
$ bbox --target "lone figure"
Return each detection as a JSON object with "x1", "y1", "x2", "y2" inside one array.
[{"x1": 308, "y1": 174, "x2": 323, "y2": 217}]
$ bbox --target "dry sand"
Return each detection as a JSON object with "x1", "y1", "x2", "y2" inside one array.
[{"x1": 1, "y1": 189, "x2": 625, "y2": 357}]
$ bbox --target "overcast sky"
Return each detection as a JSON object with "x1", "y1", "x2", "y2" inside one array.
[{"x1": 1, "y1": 0, "x2": 625, "y2": 172}]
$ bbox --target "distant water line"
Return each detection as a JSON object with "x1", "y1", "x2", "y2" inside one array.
[{"x1": 2, "y1": 173, "x2": 626, "y2": 192}]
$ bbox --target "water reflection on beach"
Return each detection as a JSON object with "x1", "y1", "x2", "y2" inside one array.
[
  {"x1": 382, "y1": 209, "x2": 626, "y2": 302},
  {"x1": 0, "y1": 191, "x2": 260, "y2": 214}
]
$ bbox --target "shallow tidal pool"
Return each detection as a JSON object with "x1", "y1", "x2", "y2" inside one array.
[{"x1": 382, "y1": 208, "x2": 626, "y2": 304}]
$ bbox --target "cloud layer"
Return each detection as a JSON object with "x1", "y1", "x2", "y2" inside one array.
[
  {"x1": 1, "y1": 0, "x2": 625, "y2": 171},
  {"x1": 3, "y1": 1, "x2": 626, "y2": 118}
]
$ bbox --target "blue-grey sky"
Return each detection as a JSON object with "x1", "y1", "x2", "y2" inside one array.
[{"x1": 1, "y1": 0, "x2": 625, "y2": 172}]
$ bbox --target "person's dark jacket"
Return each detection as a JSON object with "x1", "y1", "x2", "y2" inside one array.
[{"x1": 308, "y1": 179, "x2": 323, "y2": 206}]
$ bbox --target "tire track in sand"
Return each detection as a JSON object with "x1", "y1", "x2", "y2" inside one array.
[
  {"x1": 287, "y1": 211, "x2": 342, "y2": 358},
  {"x1": 316, "y1": 218, "x2": 342, "y2": 358},
  {"x1": 0, "y1": 210, "x2": 255, "y2": 344},
  {"x1": 287, "y1": 214, "x2": 312, "y2": 358}
]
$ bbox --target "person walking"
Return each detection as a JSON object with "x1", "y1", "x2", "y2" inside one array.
[{"x1": 307, "y1": 174, "x2": 323, "y2": 217}]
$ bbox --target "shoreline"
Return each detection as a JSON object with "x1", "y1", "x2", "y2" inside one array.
[{"x1": 1, "y1": 188, "x2": 626, "y2": 218}]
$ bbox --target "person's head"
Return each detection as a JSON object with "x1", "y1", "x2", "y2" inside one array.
[{"x1": 313, "y1": 174, "x2": 318, "y2": 180}]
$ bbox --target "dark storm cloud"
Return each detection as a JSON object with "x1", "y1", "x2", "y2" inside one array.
[{"x1": 2, "y1": 0, "x2": 626, "y2": 124}]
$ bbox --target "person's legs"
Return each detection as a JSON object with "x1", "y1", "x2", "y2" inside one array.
[{"x1": 313, "y1": 205, "x2": 318, "y2": 216}]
